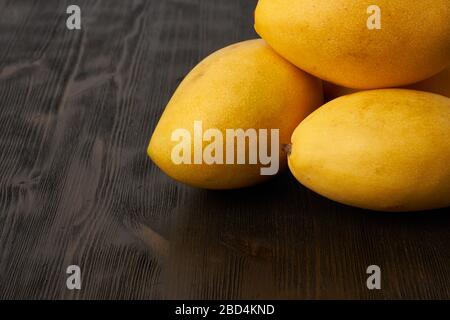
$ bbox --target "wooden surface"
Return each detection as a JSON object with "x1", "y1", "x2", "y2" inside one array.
[{"x1": 0, "y1": 0, "x2": 449, "y2": 300}]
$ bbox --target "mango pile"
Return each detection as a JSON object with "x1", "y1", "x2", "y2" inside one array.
[{"x1": 148, "y1": 0, "x2": 450, "y2": 212}]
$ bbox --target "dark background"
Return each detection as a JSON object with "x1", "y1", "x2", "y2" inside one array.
[{"x1": 0, "y1": 0, "x2": 449, "y2": 299}]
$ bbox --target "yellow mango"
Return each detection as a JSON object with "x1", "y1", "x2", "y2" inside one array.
[
  {"x1": 255, "y1": 0, "x2": 450, "y2": 89},
  {"x1": 148, "y1": 39, "x2": 323, "y2": 189},
  {"x1": 289, "y1": 89, "x2": 450, "y2": 212}
]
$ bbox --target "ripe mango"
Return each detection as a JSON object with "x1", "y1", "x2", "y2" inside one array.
[
  {"x1": 288, "y1": 89, "x2": 450, "y2": 212},
  {"x1": 255, "y1": 0, "x2": 450, "y2": 89},
  {"x1": 148, "y1": 39, "x2": 323, "y2": 189}
]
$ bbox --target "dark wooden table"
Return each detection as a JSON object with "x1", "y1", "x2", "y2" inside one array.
[{"x1": 0, "y1": 0, "x2": 449, "y2": 300}]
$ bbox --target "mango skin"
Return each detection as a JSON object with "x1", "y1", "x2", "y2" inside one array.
[
  {"x1": 255, "y1": 0, "x2": 450, "y2": 89},
  {"x1": 324, "y1": 68, "x2": 450, "y2": 101},
  {"x1": 148, "y1": 39, "x2": 323, "y2": 189},
  {"x1": 289, "y1": 89, "x2": 450, "y2": 212}
]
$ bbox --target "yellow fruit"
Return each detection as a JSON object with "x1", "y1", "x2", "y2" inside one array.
[
  {"x1": 324, "y1": 68, "x2": 450, "y2": 101},
  {"x1": 255, "y1": 0, "x2": 450, "y2": 89},
  {"x1": 148, "y1": 39, "x2": 323, "y2": 189},
  {"x1": 288, "y1": 89, "x2": 450, "y2": 212}
]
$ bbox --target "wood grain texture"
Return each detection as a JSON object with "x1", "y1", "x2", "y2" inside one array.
[{"x1": 0, "y1": 0, "x2": 449, "y2": 300}]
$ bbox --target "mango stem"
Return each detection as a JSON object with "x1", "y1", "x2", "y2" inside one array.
[{"x1": 282, "y1": 143, "x2": 292, "y2": 156}]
